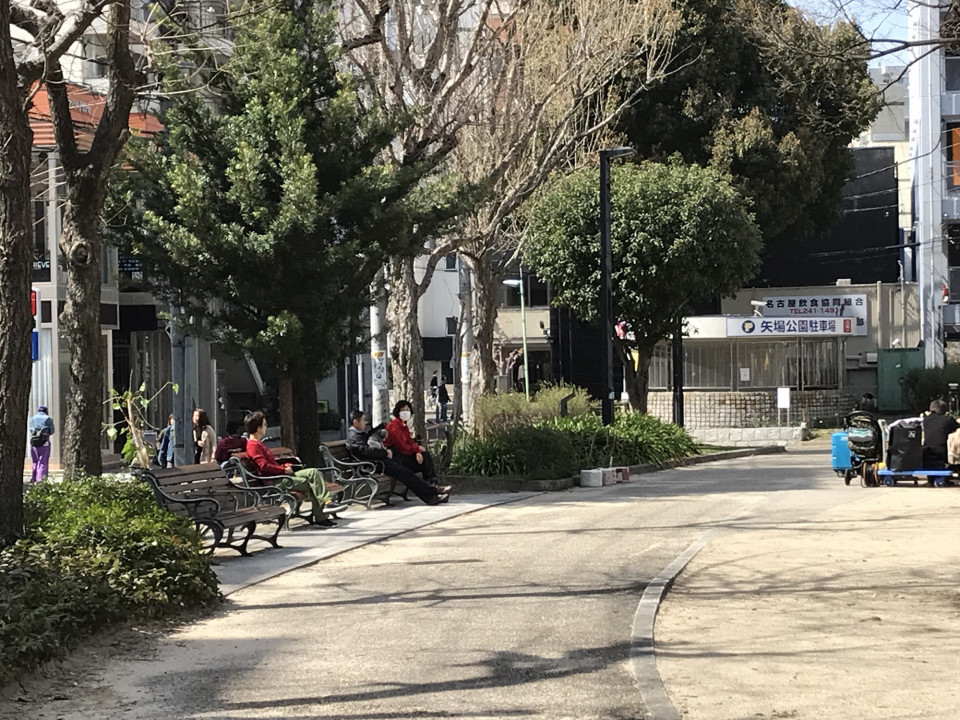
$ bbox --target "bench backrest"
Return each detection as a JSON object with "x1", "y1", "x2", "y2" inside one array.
[
  {"x1": 145, "y1": 464, "x2": 236, "y2": 501},
  {"x1": 324, "y1": 441, "x2": 352, "y2": 462}
]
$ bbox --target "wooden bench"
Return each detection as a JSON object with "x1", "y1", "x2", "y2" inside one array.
[
  {"x1": 139, "y1": 464, "x2": 293, "y2": 556},
  {"x1": 321, "y1": 440, "x2": 410, "y2": 508},
  {"x1": 224, "y1": 448, "x2": 346, "y2": 525}
]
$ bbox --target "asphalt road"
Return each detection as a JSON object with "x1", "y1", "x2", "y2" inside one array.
[{"x1": 2, "y1": 449, "x2": 836, "y2": 720}]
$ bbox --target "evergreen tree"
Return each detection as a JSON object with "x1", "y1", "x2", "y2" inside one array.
[
  {"x1": 615, "y1": 0, "x2": 880, "y2": 248},
  {"x1": 111, "y1": 0, "x2": 453, "y2": 459}
]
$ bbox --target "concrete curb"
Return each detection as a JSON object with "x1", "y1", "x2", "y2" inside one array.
[
  {"x1": 627, "y1": 445, "x2": 787, "y2": 477},
  {"x1": 631, "y1": 497, "x2": 766, "y2": 719},
  {"x1": 632, "y1": 532, "x2": 716, "y2": 720},
  {"x1": 446, "y1": 446, "x2": 788, "y2": 494}
]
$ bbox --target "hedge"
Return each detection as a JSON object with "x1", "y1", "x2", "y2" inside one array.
[
  {"x1": 0, "y1": 476, "x2": 220, "y2": 684},
  {"x1": 450, "y1": 412, "x2": 697, "y2": 479}
]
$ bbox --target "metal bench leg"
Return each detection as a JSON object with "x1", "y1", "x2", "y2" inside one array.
[
  {"x1": 222, "y1": 522, "x2": 256, "y2": 556},
  {"x1": 250, "y1": 520, "x2": 284, "y2": 549}
]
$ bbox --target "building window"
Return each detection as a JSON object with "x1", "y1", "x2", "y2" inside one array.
[
  {"x1": 84, "y1": 34, "x2": 108, "y2": 80},
  {"x1": 648, "y1": 342, "x2": 671, "y2": 390},
  {"x1": 445, "y1": 254, "x2": 457, "y2": 271},
  {"x1": 445, "y1": 317, "x2": 457, "y2": 336},
  {"x1": 736, "y1": 341, "x2": 799, "y2": 388},
  {"x1": 948, "y1": 124, "x2": 960, "y2": 193},
  {"x1": 684, "y1": 341, "x2": 734, "y2": 390},
  {"x1": 800, "y1": 339, "x2": 839, "y2": 389}
]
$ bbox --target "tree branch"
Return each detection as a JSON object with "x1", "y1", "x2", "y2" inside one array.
[
  {"x1": 415, "y1": 241, "x2": 455, "y2": 297},
  {"x1": 87, "y1": 0, "x2": 136, "y2": 175},
  {"x1": 44, "y1": 68, "x2": 80, "y2": 171}
]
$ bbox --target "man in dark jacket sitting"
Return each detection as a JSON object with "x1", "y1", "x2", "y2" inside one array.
[
  {"x1": 923, "y1": 399, "x2": 958, "y2": 470},
  {"x1": 346, "y1": 410, "x2": 449, "y2": 505}
]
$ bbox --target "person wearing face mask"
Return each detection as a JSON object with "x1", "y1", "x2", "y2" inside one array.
[{"x1": 384, "y1": 399, "x2": 440, "y2": 486}]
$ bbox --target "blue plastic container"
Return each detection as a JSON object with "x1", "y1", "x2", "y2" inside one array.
[{"x1": 832, "y1": 431, "x2": 853, "y2": 471}]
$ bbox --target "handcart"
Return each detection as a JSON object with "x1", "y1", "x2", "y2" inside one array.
[{"x1": 876, "y1": 468, "x2": 955, "y2": 488}]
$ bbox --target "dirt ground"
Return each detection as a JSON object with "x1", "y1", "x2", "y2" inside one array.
[{"x1": 656, "y1": 480, "x2": 960, "y2": 720}]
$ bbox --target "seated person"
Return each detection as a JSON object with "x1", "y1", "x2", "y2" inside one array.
[
  {"x1": 244, "y1": 411, "x2": 348, "y2": 526},
  {"x1": 215, "y1": 420, "x2": 247, "y2": 466},
  {"x1": 922, "y1": 399, "x2": 958, "y2": 469},
  {"x1": 384, "y1": 400, "x2": 440, "y2": 485},
  {"x1": 346, "y1": 410, "x2": 449, "y2": 505}
]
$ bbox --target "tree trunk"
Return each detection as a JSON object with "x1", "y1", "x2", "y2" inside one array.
[
  {"x1": 0, "y1": 15, "x2": 34, "y2": 540},
  {"x1": 293, "y1": 374, "x2": 320, "y2": 467},
  {"x1": 59, "y1": 176, "x2": 107, "y2": 479},
  {"x1": 616, "y1": 337, "x2": 651, "y2": 413},
  {"x1": 278, "y1": 373, "x2": 294, "y2": 450},
  {"x1": 468, "y1": 257, "x2": 500, "y2": 410},
  {"x1": 386, "y1": 256, "x2": 426, "y2": 439},
  {"x1": 455, "y1": 262, "x2": 473, "y2": 427}
]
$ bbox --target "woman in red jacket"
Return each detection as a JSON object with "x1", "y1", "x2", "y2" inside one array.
[{"x1": 384, "y1": 399, "x2": 445, "y2": 489}]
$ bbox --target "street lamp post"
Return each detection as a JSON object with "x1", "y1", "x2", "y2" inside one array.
[
  {"x1": 599, "y1": 146, "x2": 635, "y2": 425},
  {"x1": 503, "y1": 267, "x2": 530, "y2": 401}
]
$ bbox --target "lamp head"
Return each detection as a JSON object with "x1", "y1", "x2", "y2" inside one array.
[
  {"x1": 602, "y1": 146, "x2": 635, "y2": 160},
  {"x1": 749, "y1": 300, "x2": 766, "y2": 308},
  {"x1": 502, "y1": 279, "x2": 522, "y2": 288}
]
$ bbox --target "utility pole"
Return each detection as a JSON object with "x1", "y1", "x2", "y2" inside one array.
[
  {"x1": 458, "y1": 262, "x2": 474, "y2": 425},
  {"x1": 369, "y1": 270, "x2": 390, "y2": 426},
  {"x1": 599, "y1": 147, "x2": 635, "y2": 425}
]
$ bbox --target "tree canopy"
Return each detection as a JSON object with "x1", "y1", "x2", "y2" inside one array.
[
  {"x1": 524, "y1": 160, "x2": 763, "y2": 410},
  {"x1": 109, "y1": 0, "x2": 455, "y2": 451},
  {"x1": 615, "y1": 0, "x2": 880, "y2": 248}
]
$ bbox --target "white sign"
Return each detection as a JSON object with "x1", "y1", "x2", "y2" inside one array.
[
  {"x1": 739, "y1": 367, "x2": 750, "y2": 382},
  {"x1": 726, "y1": 316, "x2": 857, "y2": 337},
  {"x1": 777, "y1": 387, "x2": 791, "y2": 409},
  {"x1": 371, "y1": 350, "x2": 388, "y2": 390},
  {"x1": 761, "y1": 294, "x2": 867, "y2": 336}
]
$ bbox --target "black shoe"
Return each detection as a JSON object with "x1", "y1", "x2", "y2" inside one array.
[
  {"x1": 436, "y1": 493, "x2": 449, "y2": 504},
  {"x1": 436, "y1": 485, "x2": 452, "y2": 494},
  {"x1": 312, "y1": 516, "x2": 336, "y2": 527}
]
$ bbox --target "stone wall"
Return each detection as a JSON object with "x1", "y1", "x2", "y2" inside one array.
[
  {"x1": 686, "y1": 426, "x2": 804, "y2": 447},
  {"x1": 647, "y1": 389, "x2": 856, "y2": 429}
]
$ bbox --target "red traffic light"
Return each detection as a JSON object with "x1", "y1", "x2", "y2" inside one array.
[{"x1": 30, "y1": 290, "x2": 36, "y2": 317}]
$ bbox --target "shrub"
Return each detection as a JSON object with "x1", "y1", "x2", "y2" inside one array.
[
  {"x1": 473, "y1": 384, "x2": 596, "y2": 438},
  {"x1": 902, "y1": 365, "x2": 960, "y2": 413},
  {"x1": 318, "y1": 408, "x2": 342, "y2": 432},
  {"x1": 450, "y1": 425, "x2": 576, "y2": 479},
  {"x1": 451, "y1": 411, "x2": 697, "y2": 478},
  {"x1": 1, "y1": 476, "x2": 220, "y2": 684}
]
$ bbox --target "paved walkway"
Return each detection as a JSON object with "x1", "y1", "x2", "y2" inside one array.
[{"x1": 213, "y1": 492, "x2": 537, "y2": 596}]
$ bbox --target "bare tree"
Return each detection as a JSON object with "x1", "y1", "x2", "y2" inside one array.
[
  {"x1": 341, "y1": 0, "x2": 512, "y2": 437},
  {"x1": 342, "y1": 0, "x2": 678, "y2": 433},
  {"x1": 450, "y1": 0, "x2": 679, "y2": 408}
]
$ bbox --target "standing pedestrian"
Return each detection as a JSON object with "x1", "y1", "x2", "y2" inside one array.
[
  {"x1": 28, "y1": 404, "x2": 55, "y2": 483},
  {"x1": 436, "y1": 377, "x2": 450, "y2": 422},
  {"x1": 192, "y1": 408, "x2": 216, "y2": 464},
  {"x1": 157, "y1": 414, "x2": 175, "y2": 468}
]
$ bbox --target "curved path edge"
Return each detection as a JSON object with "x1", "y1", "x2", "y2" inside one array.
[
  {"x1": 631, "y1": 531, "x2": 715, "y2": 720},
  {"x1": 632, "y1": 497, "x2": 764, "y2": 719}
]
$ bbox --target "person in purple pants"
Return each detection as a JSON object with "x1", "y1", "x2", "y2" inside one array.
[{"x1": 28, "y1": 404, "x2": 55, "y2": 483}]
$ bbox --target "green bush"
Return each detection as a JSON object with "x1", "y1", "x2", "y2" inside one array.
[
  {"x1": 451, "y1": 411, "x2": 697, "y2": 478},
  {"x1": 473, "y1": 384, "x2": 597, "y2": 438},
  {"x1": 902, "y1": 365, "x2": 960, "y2": 413},
  {"x1": 318, "y1": 408, "x2": 342, "y2": 432},
  {"x1": 1, "y1": 476, "x2": 220, "y2": 684},
  {"x1": 450, "y1": 425, "x2": 575, "y2": 479}
]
